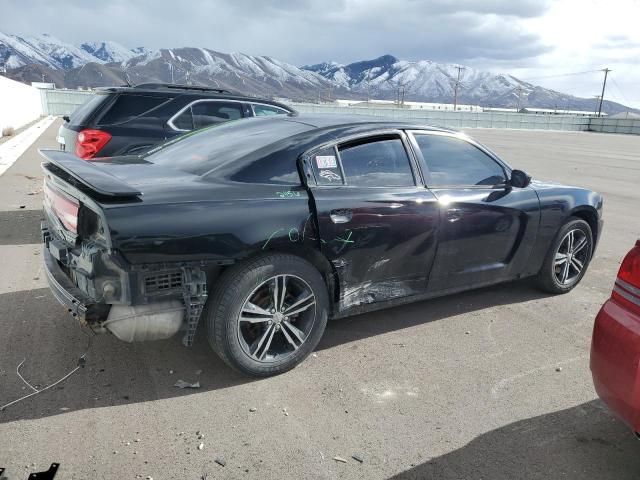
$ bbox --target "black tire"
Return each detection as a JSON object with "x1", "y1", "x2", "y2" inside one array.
[
  {"x1": 534, "y1": 217, "x2": 593, "y2": 294},
  {"x1": 205, "y1": 253, "x2": 329, "y2": 377}
]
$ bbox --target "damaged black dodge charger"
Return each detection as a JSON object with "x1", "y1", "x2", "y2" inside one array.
[{"x1": 41, "y1": 114, "x2": 603, "y2": 376}]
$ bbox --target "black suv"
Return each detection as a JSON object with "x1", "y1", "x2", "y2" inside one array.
[{"x1": 57, "y1": 83, "x2": 295, "y2": 159}]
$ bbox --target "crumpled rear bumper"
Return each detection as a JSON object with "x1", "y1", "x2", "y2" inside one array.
[{"x1": 43, "y1": 243, "x2": 109, "y2": 325}]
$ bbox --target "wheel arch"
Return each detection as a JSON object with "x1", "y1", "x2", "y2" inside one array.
[
  {"x1": 204, "y1": 245, "x2": 341, "y2": 316},
  {"x1": 569, "y1": 206, "x2": 599, "y2": 244}
]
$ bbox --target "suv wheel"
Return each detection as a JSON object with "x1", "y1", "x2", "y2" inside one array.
[{"x1": 205, "y1": 254, "x2": 328, "y2": 377}]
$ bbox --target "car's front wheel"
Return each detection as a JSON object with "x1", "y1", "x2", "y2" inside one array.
[
  {"x1": 535, "y1": 217, "x2": 593, "y2": 294},
  {"x1": 205, "y1": 254, "x2": 329, "y2": 377}
]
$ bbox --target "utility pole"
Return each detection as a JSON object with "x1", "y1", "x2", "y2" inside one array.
[
  {"x1": 593, "y1": 96, "x2": 601, "y2": 116},
  {"x1": 597, "y1": 68, "x2": 611, "y2": 117},
  {"x1": 453, "y1": 66, "x2": 465, "y2": 111},
  {"x1": 516, "y1": 86, "x2": 523, "y2": 111}
]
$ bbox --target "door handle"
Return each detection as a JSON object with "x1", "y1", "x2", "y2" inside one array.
[
  {"x1": 330, "y1": 209, "x2": 353, "y2": 224},
  {"x1": 445, "y1": 208, "x2": 462, "y2": 222}
]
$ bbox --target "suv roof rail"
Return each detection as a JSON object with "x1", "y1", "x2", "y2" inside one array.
[{"x1": 133, "y1": 83, "x2": 234, "y2": 94}]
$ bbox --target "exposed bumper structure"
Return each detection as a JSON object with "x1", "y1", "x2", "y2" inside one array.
[
  {"x1": 591, "y1": 298, "x2": 640, "y2": 434},
  {"x1": 43, "y1": 244, "x2": 109, "y2": 325}
]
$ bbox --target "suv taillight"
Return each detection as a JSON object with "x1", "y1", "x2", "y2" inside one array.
[
  {"x1": 612, "y1": 240, "x2": 640, "y2": 311},
  {"x1": 76, "y1": 129, "x2": 111, "y2": 159}
]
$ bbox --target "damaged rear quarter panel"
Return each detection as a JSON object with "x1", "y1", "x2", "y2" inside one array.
[{"x1": 104, "y1": 186, "x2": 319, "y2": 265}]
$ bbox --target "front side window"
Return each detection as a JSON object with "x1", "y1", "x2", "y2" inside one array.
[
  {"x1": 414, "y1": 134, "x2": 506, "y2": 187},
  {"x1": 172, "y1": 101, "x2": 244, "y2": 131},
  {"x1": 338, "y1": 137, "x2": 414, "y2": 187},
  {"x1": 253, "y1": 104, "x2": 288, "y2": 116}
]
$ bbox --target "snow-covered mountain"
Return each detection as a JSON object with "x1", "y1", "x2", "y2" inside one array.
[
  {"x1": 0, "y1": 32, "x2": 138, "y2": 69},
  {"x1": 302, "y1": 54, "x2": 633, "y2": 113},
  {"x1": 304, "y1": 55, "x2": 536, "y2": 107},
  {"x1": 0, "y1": 32, "x2": 101, "y2": 69},
  {"x1": 0, "y1": 32, "x2": 634, "y2": 113},
  {"x1": 80, "y1": 41, "x2": 138, "y2": 63}
]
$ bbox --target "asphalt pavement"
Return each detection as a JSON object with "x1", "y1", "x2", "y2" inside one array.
[{"x1": 1, "y1": 121, "x2": 639, "y2": 479}]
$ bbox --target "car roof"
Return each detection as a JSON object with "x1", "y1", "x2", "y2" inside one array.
[
  {"x1": 284, "y1": 112, "x2": 457, "y2": 133},
  {"x1": 93, "y1": 84, "x2": 294, "y2": 110}
]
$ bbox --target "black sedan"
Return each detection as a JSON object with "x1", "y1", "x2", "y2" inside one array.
[{"x1": 40, "y1": 114, "x2": 604, "y2": 376}]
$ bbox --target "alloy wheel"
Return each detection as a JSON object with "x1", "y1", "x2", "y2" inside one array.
[
  {"x1": 237, "y1": 275, "x2": 316, "y2": 363},
  {"x1": 554, "y1": 229, "x2": 590, "y2": 286}
]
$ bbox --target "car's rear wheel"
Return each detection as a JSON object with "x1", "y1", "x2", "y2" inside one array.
[
  {"x1": 205, "y1": 254, "x2": 328, "y2": 377},
  {"x1": 535, "y1": 217, "x2": 593, "y2": 294}
]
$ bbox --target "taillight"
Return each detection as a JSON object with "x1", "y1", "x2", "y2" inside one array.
[
  {"x1": 76, "y1": 129, "x2": 111, "y2": 160},
  {"x1": 612, "y1": 240, "x2": 640, "y2": 311},
  {"x1": 44, "y1": 183, "x2": 79, "y2": 233}
]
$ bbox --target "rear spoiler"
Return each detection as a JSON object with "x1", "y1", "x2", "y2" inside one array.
[{"x1": 39, "y1": 149, "x2": 141, "y2": 198}]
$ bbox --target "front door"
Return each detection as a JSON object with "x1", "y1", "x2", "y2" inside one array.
[
  {"x1": 408, "y1": 131, "x2": 540, "y2": 293},
  {"x1": 306, "y1": 132, "x2": 440, "y2": 311}
]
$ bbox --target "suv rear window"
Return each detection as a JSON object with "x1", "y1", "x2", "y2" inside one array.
[
  {"x1": 68, "y1": 93, "x2": 110, "y2": 126},
  {"x1": 97, "y1": 94, "x2": 170, "y2": 125}
]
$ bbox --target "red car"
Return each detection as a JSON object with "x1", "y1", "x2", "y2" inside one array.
[{"x1": 591, "y1": 240, "x2": 640, "y2": 436}]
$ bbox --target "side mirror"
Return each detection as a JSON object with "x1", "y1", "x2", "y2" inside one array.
[{"x1": 510, "y1": 169, "x2": 531, "y2": 188}]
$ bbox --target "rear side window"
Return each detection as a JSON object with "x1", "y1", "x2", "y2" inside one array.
[
  {"x1": 172, "y1": 101, "x2": 244, "y2": 131},
  {"x1": 414, "y1": 134, "x2": 506, "y2": 186},
  {"x1": 68, "y1": 94, "x2": 110, "y2": 126},
  {"x1": 98, "y1": 94, "x2": 169, "y2": 125},
  {"x1": 311, "y1": 147, "x2": 344, "y2": 185},
  {"x1": 338, "y1": 138, "x2": 414, "y2": 187},
  {"x1": 252, "y1": 104, "x2": 288, "y2": 116}
]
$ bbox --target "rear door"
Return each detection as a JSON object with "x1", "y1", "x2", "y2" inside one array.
[
  {"x1": 408, "y1": 131, "x2": 540, "y2": 293},
  {"x1": 305, "y1": 131, "x2": 440, "y2": 311}
]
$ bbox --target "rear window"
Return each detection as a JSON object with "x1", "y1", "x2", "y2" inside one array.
[
  {"x1": 97, "y1": 94, "x2": 170, "y2": 125},
  {"x1": 68, "y1": 94, "x2": 110, "y2": 126},
  {"x1": 146, "y1": 117, "x2": 310, "y2": 176}
]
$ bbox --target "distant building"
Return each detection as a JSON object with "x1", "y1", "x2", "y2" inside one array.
[
  {"x1": 482, "y1": 107, "x2": 520, "y2": 114},
  {"x1": 30, "y1": 82, "x2": 56, "y2": 90},
  {"x1": 334, "y1": 99, "x2": 483, "y2": 112},
  {"x1": 518, "y1": 107, "x2": 603, "y2": 117}
]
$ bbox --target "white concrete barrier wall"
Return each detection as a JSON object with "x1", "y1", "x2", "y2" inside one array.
[{"x1": 0, "y1": 76, "x2": 43, "y2": 135}]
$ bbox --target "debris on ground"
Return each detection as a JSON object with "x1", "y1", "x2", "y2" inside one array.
[
  {"x1": 249, "y1": 407, "x2": 257, "y2": 412},
  {"x1": 174, "y1": 380, "x2": 200, "y2": 389},
  {"x1": 333, "y1": 456, "x2": 348, "y2": 463},
  {"x1": 18, "y1": 205, "x2": 25, "y2": 209},
  {"x1": 283, "y1": 408, "x2": 289, "y2": 416},
  {"x1": 465, "y1": 331, "x2": 471, "y2": 335},
  {"x1": 214, "y1": 457, "x2": 226, "y2": 467},
  {"x1": 352, "y1": 454, "x2": 364, "y2": 463},
  {"x1": 59, "y1": 407, "x2": 69, "y2": 411},
  {"x1": 556, "y1": 366, "x2": 563, "y2": 372},
  {"x1": 198, "y1": 443, "x2": 204, "y2": 450},
  {"x1": 195, "y1": 369, "x2": 203, "y2": 375}
]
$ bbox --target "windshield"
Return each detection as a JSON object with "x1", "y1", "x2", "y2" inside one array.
[{"x1": 145, "y1": 117, "x2": 311, "y2": 176}]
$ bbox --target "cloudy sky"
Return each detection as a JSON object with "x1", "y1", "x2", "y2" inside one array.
[{"x1": 2, "y1": 0, "x2": 639, "y2": 106}]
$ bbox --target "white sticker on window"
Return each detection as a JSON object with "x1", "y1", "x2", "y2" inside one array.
[{"x1": 316, "y1": 155, "x2": 337, "y2": 169}]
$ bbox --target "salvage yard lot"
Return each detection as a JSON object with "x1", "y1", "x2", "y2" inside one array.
[{"x1": 1, "y1": 120, "x2": 640, "y2": 479}]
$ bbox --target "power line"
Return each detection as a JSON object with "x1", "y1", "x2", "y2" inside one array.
[{"x1": 520, "y1": 69, "x2": 601, "y2": 82}]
